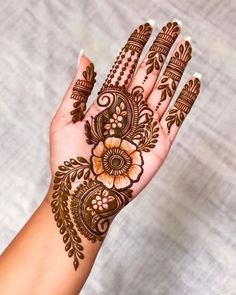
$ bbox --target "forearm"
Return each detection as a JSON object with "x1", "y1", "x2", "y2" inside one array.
[{"x1": 0, "y1": 187, "x2": 103, "y2": 295}]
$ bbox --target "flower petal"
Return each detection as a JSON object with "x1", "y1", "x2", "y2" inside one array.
[
  {"x1": 120, "y1": 139, "x2": 136, "y2": 155},
  {"x1": 97, "y1": 172, "x2": 114, "y2": 189},
  {"x1": 104, "y1": 123, "x2": 111, "y2": 130},
  {"x1": 114, "y1": 175, "x2": 131, "y2": 190},
  {"x1": 92, "y1": 156, "x2": 104, "y2": 175},
  {"x1": 103, "y1": 203, "x2": 108, "y2": 209},
  {"x1": 116, "y1": 106, "x2": 121, "y2": 114},
  {"x1": 104, "y1": 137, "x2": 121, "y2": 149},
  {"x1": 127, "y1": 164, "x2": 142, "y2": 181},
  {"x1": 103, "y1": 190, "x2": 109, "y2": 197},
  {"x1": 93, "y1": 141, "x2": 105, "y2": 157},
  {"x1": 130, "y1": 150, "x2": 143, "y2": 165}
]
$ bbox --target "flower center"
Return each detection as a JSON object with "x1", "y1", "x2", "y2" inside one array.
[{"x1": 102, "y1": 148, "x2": 131, "y2": 175}]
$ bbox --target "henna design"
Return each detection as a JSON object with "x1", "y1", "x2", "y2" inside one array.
[
  {"x1": 165, "y1": 77, "x2": 200, "y2": 133},
  {"x1": 51, "y1": 23, "x2": 160, "y2": 270},
  {"x1": 70, "y1": 63, "x2": 96, "y2": 123},
  {"x1": 156, "y1": 41, "x2": 192, "y2": 110},
  {"x1": 52, "y1": 84, "x2": 159, "y2": 269},
  {"x1": 98, "y1": 23, "x2": 152, "y2": 95},
  {"x1": 164, "y1": 40, "x2": 192, "y2": 82},
  {"x1": 144, "y1": 21, "x2": 180, "y2": 82}
]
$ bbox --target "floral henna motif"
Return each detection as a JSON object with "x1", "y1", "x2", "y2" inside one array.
[
  {"x1": 144, "y1": 21, "x2": 180, "y2": 82},
  {"x1": 165, "y1": 77, "x2": 200, "y2": 133},
  {"x1": 51, "y1": 85, "x2": 159, "y2": 269},
  {"x1": 70, "y1": 63, "x2": 96, "y2": 123},
  {"x1": 156, "y1": 41, "x2": 192, "y2": 109},
  {"x1": 51, "y1": 24, "x2": 159, "y2": 270}
]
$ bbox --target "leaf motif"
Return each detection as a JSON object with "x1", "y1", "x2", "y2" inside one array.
[
  {"x1": 158, "y1": 84, "x2": 166, "y2": 90},
  {"x1": 59, "y1": 166, "x2": 69, "y2": 172},
  {"x1": 77, "y1": 170, "x2": 84, "y2": 179},
  {"x1": 166, "y1": 115, "x2": 175, "y2": 121},
  {"x1": 161, "y1": 77, "x2": 168, "y2": 83},
  {"x1": 180, "y1": 112, "x2": 185, "y2": 121},
  {"x1": 167, "y1": 86, "x2": 172, "y2": 96},
  {"x1": 64, "y1": 161, "x2": 73, "y2": 167},
  {"x1": 70, "y1": 159, "x2": 79, "y2": 165},
  {"x1": 77, "y1": 157, "x2": 88, "y2": 164},
  {"x1": 176, "y1": 117, "x2": 181, "y2": 127},
  {"x1": 73, "y1": 258, "x2": 79, "y2": 270},
  {"x1": 172, "y1": 81, "x2": 177, "y2": 91},
  {"x1": 169, "y1": 109, "x2": 178, "y2": 114},
  {"x1": 55, "y1": 171, "x2": 65, "y2": 177},
  {"x1": 65, "y1": 241, "x2": 71, "y2": 251},
  {"x1": 148, "y1": 51, "x2": 156, "y2": 58},
  {"x1": 147, "y1": 64, "x2": 154, "y2": 75},
  {"x1": 84, "y1": 169, "x2": 90, "y2": 180},
  {"x1": 71, "y1": 171, "x2": 77, "y2": 182}
]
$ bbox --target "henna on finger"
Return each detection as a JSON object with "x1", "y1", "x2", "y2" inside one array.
[
  {"x1": 98, "y1": 22, "x2": 152, "y2": 94},
  {"x1": 164, "y1": 76, "x2": 201, "y2": 134},
  {"x1": 143, "y1": 21, "x2": 181, "y2": 83},
  {"x1": 70, "y1": 63, "x2": 96, "y2": 123},
  {"x1": 155, "y1": 39, "x2": 192, "y2": 110}
]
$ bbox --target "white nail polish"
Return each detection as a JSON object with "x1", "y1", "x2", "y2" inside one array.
[
  {"x1": 184, "y1": 36, "x2": 191, "y2": 42},
  {"x1": 77, "y1": 49, "x2": 84, "y2": 68},
  {"x1": 146, "y1": 19, "x2": 155, "y2": 28},
  {"x1": 172, "y1": 19, "x2": 183, "y2": 28},
  {"x1": 193, "y1": 72, "x2": 202, "y2": 80}
]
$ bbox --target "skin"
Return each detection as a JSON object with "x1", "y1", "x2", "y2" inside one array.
[{"x1": 0, "y1": 20, "x2": 201, "y2": 295}]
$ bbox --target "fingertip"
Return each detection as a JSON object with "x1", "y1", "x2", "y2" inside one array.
[
  {"x1": 77, "y1": 49, "x2": 84, "y2": 68},
  {"x1": 172, "y1": 19, "x2": 183, "y2": 29},
  {"x1": 76, "y1": 49, "x2": 92, "y2": 70},
  {"x1": 193, "y1": 72, "x2": 202, "y2": 80}
]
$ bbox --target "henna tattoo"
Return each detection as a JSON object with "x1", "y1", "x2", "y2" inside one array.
[
  {"x1": 98, "y1": 23, "x2": 152, "y2": 95},
  {"x1": 52, "y1": 82, "x2": 159, "y2": 269},
  {"x1": 70, "y1": 63, "x2": 96, "y2": 123},
  {"x1": 156, "y1": 40, "x2": 192, "y2": 110},
  {"x1": 164, "y1": 40, "x2": 192, "y2": 82},
  {"x1": 165, "y1": 77, "x2": 200, "y2": 133},
  {"x1": 144, "y1": 21, "x2": 180, "y2": 82}
]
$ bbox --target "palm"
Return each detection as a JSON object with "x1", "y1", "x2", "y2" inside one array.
[{"x1": 50, "y1": 21, "x2": 200, "y2": 270}]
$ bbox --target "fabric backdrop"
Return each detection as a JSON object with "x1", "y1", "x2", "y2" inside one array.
[{"x1": 1, "y1": 0, "x2": 236, "y2": 294}]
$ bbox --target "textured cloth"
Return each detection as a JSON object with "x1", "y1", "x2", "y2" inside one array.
[{"x1": 1, "y1": 0, "x2": 236, "y2": 294}]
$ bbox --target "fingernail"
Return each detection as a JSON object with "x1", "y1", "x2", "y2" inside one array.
[
  {"x1": 184, "y1": 36, "x2": 191, "y2": 42},
  {"x1": 193, "y1": 72, "x2": 202, "y2": 80},
  {"x1": 146, "y1": 19, "x2": 155, "y2": 28},
  {"x1": 77, "y1": 48, "x2": 84, "y2": 68},
  {"x1": 172, "y1": 19, "x2": 183, "y2": 28}
]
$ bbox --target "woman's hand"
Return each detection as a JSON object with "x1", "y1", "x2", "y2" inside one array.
[{"x1": 49, "y1": 20, "x2": 201, "y2": 270}]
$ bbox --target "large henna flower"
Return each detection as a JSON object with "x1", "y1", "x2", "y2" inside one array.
[{"x1": 91, "y1": 137, "x2": 143, "y2": 190}]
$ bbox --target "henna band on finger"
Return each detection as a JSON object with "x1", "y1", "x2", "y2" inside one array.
[
  {"x1": 165, "y1": 77, "x2": 200, "y2": 133},
  {"x1": 70, "y1": 63, "x2": 96, "y2": 123}
]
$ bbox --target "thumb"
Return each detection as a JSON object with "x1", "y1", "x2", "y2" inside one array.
[{"x1": 53, "y1": 50, "x2": 96, "y2": 127}]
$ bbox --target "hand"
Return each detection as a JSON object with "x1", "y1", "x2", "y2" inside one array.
[{"x1": 49, "y1": 20, "x2": 201, "y2": 270}]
